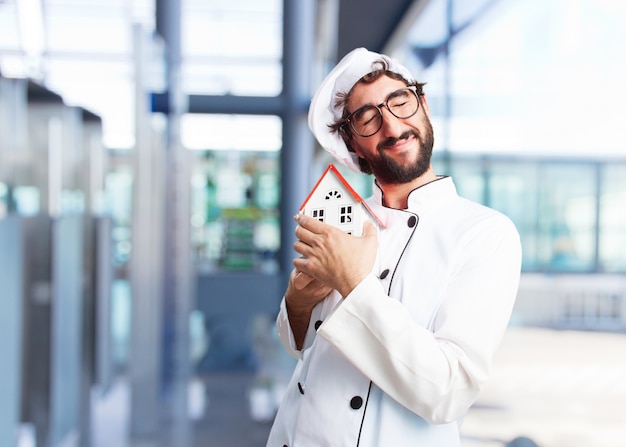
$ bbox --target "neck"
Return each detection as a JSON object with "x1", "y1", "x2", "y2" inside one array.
[{"x1": 378, "y1": 166, "x2": 437, "y2": 209}]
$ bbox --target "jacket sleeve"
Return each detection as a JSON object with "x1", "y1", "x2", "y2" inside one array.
[
  {"x1": 275, "y1": 290, "x2": 341, "y2": 359},
  {"x1": 275, "y1": 298, "x2": 302, "y2": 359},
  {"x1": 317, "y1": 215, "x2": 522, "y2": 424}
]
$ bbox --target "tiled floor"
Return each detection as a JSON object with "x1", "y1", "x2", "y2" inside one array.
[
  {"x1": 92, "y1": 371, "x2": 271, "y2": 447},
  {"x1": 92, "y1": 328, "x2": 626, "y2": 447},
  {"x1": 461, "y1": 328, "x2": 626, "y2": 447},
  {"x1": 195, "y1": 372, "x2": 273, "y2": 447}
]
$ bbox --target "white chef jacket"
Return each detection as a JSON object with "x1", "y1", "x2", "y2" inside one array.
[{"x1": 266, "y1": 176, "x2": 522, "y2": 447}]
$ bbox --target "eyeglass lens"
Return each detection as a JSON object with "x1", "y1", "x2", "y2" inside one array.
[{"x1": 350, "y1": 88, "x2": 419, "y2": 137}]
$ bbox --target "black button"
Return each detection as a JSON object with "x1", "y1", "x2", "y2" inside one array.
[
  {"x1": 314, "y1": 320, "x2": 323, "y2": 330},
  {"x1": 298, "y1": 382, "x2": 305, "y2": 394},
  {"x1": 350, "y1": 396, "x2": 363, "y2": 409},
  {"x1": 379, "y1": 269, "x2": 390, "y2": 279},
  {"x1": 407, "y1": 215, "x2": 417, "y2": 228}
]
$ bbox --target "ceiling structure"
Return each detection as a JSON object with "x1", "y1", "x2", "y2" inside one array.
[
  {"x1": 4, "y1": 1, "x2": 625, "y2": 156},
  {"x1": 336, "y1": 0, "x2": 427, "y2": 59},
  {"x1": 0, "y1": 0, "x2": 430, "y2": 147}
]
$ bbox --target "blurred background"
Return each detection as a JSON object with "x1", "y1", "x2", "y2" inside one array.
[{"x1": 0, "y1": 0, "x2": 625, "y2": 446}]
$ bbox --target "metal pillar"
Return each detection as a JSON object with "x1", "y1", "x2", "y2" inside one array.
[
  {"x1": 129, "y1": 24, "x2": 163, "y2": 439},
  {"x1": 156, "y1": 0, "x2": 194, "y2": 445},
  {"x1": 0, "y1": 217, "x2": 24, "y2": 447},
  {"x1": 280, "y1": 0, "x2": 317, "y2": 288}
]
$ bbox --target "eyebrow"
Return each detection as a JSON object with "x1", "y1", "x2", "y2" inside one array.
[{"x1": 352, "y1": 87, "x2": 405, "y2": 111}]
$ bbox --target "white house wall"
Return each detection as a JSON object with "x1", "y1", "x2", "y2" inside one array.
[{"x1": 301, "y1": 172, "x2": 367, "y2": 236}]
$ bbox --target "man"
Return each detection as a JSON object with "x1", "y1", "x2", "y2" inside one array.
[{"x1": 266, "y1": 47, "x2": 522, "y2": 447}]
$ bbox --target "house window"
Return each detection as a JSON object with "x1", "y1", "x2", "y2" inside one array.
[
  {"x1": 312, "y1": 208, "x2": 325, "y2": 222},
  {"x1": 339, "y1": 205, "x2": 353, "y2": 224},
  {"x1": 325, "y1": 190, "x2": 342, "y2": 200}
]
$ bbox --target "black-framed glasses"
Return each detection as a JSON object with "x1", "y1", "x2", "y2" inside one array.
[{"x1": 344, "y1": 87, "x2": 420, "y2": 137}]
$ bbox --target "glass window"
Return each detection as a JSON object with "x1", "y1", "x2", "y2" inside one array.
[
  {"x1": 599, "y1": 164, "x2": 626, "y2": 272},
  {"x1": 447, "y1": 157, "x2": 541, "y2": 272},
  {"x1": 0, "y1": 182, "x2": 7, "y2": 218},
  {"x1": 443, "y1": 156, "x2": 615, "y2": 274},
  {"x1": 535, "y1": 163, "x2": 597, "y2": 272},
  {"x1": 446, "y1": 157, "x2": 486, "y2": 204},
  {"x1": 183, "y1": 113, "x2": 282, "y2": 273},
  {"x1": 105, "y1": 163, "x2": 134, "y2": 270},
  {"x1": 312, "y1": 209, "x2": 325, "y2": 222},
  {"x1": 181, "y1": 0, "x2": 283, "y2": 97},
  {"x1": 191, "y1": 150, "x2": 280, "y2": 273},
  {"x1": 181, "y1": 114, "x2": 281, "y2": 152},
  {"x1": 401, "y1": 0, "x2": 626, "y2": 159},
  {"x1": 339, "y1": 205, "x2": 353, "y2": 224},
  {"x1": 487, "y1": 160, "x2": 539, "y2": 271}
]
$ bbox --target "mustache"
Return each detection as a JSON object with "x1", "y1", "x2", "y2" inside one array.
[{"x1": 377, "y1": 130, "x2": 419, "y2": 152}]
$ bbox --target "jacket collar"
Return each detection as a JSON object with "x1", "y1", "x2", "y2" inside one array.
[{"x1": 371, "y1": 176, "x2": 458, "y2": 214}]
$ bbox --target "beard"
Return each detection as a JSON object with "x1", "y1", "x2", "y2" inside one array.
[{"x1": 357, "y1": 117, "x2": 435, "y2": 185}]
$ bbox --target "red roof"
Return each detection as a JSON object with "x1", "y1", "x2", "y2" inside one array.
[{"x1": 299, "y1": 164, "x2": 385, "y2": 228}]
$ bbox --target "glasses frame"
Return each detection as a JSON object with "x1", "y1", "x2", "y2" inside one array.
[{"x1": 343, "y1": 87, "x2": 420, "y2": 137}]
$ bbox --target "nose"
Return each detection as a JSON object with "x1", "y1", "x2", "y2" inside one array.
[{"x1": 379, "y1": 106, "x2": 404, "y2": 138}]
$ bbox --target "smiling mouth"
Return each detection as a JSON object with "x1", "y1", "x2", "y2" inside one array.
[{"x1": 379, "y1": 133, "x2": 416, "y2": 152}]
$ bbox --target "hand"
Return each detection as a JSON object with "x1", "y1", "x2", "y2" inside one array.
[
  {"x1": 284, "y1": 269, "x2": 332, "y2": 350},
  {"x1": 285, "y1": 269, "x2": 332, "y2": 314},
  {"x1": 292, "y1": 214, "x2": 378, "y2": 298}
]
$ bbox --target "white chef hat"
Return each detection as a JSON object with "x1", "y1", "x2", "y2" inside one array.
[{"x1": 308, "y1": 47, "x2": 416, "y2": 172}]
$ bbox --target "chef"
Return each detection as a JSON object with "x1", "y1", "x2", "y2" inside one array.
[{"x1": 266, "y1": 47, "x2": 522, "y2": 447}]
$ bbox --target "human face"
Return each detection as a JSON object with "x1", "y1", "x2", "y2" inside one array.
[
  {"x1": 344, "y1": 87, "x2": 420, "y2": 137},
  {"x1": 346, "y1": 76, "x2": 434, "y2": 185}
]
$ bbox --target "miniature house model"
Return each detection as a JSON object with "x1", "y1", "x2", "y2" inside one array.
[{"x1": 299, "y1": 164, "x2": 383, "y2": 236}]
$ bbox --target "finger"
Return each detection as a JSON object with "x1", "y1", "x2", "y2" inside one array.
[
  {"x1": 293, "y1": 256, "x2": 318, "y2": 279},
  {"x1": 293, "y1": 239, "x2": 314, "y2": 257},
  {"x1": 362, "y1": 220, "x2": 378, "y2": 238},
  {"x1": 293, "y1": 256, "x2": 308, "y2": 273},
  {"x1": 294, "y1": 213, "x2": 327, "y2": 234},
  {"x1": 294, "y1": 224, "x2": 315, "y2": 244},
  {"x1": 293, "y1": 270, "x2": 314, "y2": 290}
]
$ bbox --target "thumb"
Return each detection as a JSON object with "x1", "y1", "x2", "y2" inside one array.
[{"x1": 362, "y1": 220, "x2": 378, "y2": 238}]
